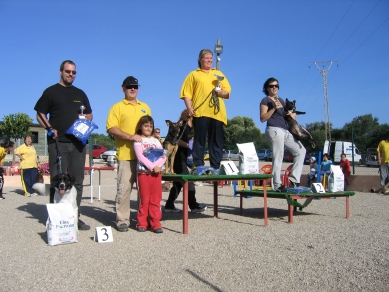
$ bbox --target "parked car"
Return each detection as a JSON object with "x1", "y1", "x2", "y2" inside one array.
[
  {"x1": 362, "y1": 148, "x2": 378, "y2": 167},
  {"x1": 283, "y1": 149, "x2": 294, "y2": 162},
  {"x1": 92, "y1": 144, "x2": 107, "y2": 159},
  {"x1": 304, "y1": 151, "x2": 322, "y2": 164},
  {"x1": 222, "y1": 149, "x2": 239, "y2": 161},
  {"x1": 257, "y1": 149, "x2": 271, "y2": 161},
  {"x1": 101, "y1": 147, "x2": 116, "y2": 161}
]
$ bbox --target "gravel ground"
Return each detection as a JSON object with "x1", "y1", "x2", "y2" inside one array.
[{"x1": 1, "y1": 170, "x2": 388, "y2": 292}]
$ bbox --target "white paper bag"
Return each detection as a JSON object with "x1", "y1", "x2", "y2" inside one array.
[
  {"x1": 237, "y1": 142, "x2": 259, "y2": 174},
  {"x1": 328, "y1": 165, "x2": 344, "y2": 192},
  {"x1": 46, "y1": 203, "x2": 78, "y2": 246}
]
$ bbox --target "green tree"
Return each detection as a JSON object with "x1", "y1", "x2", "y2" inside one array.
[
  {"x1": 0, "y1": 112, "x2": 33, "y2": 140},
  {"x1": 90, "y1": 133, "x2": 115, "y2": 150},
  {"x1": 342, "y1": 114, "x2": 380, "y2": 152},
  {"x1": 305, "y1": 121, "x2": 327, "y2": 152},
  {"x1": 224, "y1": 116, "x2": 268, "y2": 150}
]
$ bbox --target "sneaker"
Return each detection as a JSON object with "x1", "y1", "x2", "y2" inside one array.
[
  {"x1": 191, "y1": 205, "x2": 207, "y2": 213},
  {"x1": 26, "y1": 193, "x2": 31, "y2": 197},
  {"x1": 275, "y1": 185, "x2": 287, "y2": 192},
  {"x1": 78, "y1": 220, "x2": 91, "y2": 231},
  {"x1": 137, "y1": 227, "x2": 146, "y2": 232},
  {"x1": 117, "y1": 223, "x2": 129, "y2": 232},
  {"x1": 154, "y1": 228, "x2": 163, "y2": 234},
  {"x1": 30, "y1": 193, "x2": 38, "y2": 197},
  {"x1": 288, "y1": 179, "x2": 300, "y2": 188},
  {"x1": 164, "y1": 206, "x2": 181, "y2": 213},
  {"x1": 0, "y1": 196, "x2": 4, "y2": 200}
]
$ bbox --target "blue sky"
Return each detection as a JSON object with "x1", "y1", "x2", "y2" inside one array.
[{"x1": 1, "y1": 0, "x2": 388, "y2": 137}]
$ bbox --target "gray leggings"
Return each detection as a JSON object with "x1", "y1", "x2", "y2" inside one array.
[{"x1": 265, "y1": 127, "x2": 306, "y2": 189}]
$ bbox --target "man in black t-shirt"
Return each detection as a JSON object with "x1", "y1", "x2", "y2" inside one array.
[{"x1": 34, "y1": 60, "x2": 93, "y2": 230}]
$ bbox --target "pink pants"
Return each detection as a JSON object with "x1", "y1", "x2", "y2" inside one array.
[{"x1": 137, "y1": 173, "x2": 162, "y2": 231}]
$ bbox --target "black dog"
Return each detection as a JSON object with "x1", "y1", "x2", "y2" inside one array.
[
  {"x1": 163, "y1": 120, "x2": 183, "y2": 174},
  {"x1": 284, "y1": 98, "x2": 315, "y2": 148}
]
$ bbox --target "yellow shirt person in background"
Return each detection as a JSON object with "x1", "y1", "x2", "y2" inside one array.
[
  {"x1": 0, "y1": 140, "x2": 15, "y2": 199},
  {"x1": 14, "y1": 134, "x2": 39, "y2": 196},
  {"x1": 377, "y1": 135, "x2": 389, "y2": 186}
]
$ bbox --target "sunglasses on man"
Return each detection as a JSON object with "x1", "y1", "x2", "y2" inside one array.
[
  {"x1": 64, "y1": 69, "x2": 77, "y2": 75},
  {"x1": 268, "y1": 84, "x2": 279, "y2": 89}
]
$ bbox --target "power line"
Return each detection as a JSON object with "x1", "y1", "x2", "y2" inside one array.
[
  {"x1": 342, "y1": 16, "x2": 389, "y2": 65},
  {"x1": 331, "y1": 0, "x2": 383, "y2": 60},
  {"x1": 313, "y1": 0, "x2": 355, "y2": 61}
]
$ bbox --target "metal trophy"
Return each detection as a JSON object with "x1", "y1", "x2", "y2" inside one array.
[
  {"x1": 214, "y1": 74, "x2": 224, "y2": 90},
  {"x1": 79, "y1": 105, "x2": 86, "y2": 118}
]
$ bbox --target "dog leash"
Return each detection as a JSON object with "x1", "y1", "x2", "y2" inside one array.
[
  {"x1": 172, "y1": 122, "x2": 188, "y2": 144},
  {"x1": 37, "y1": 112, "x2": 63, "y2": 174},
  {"x1": 193, "y1": 90, "x2": 220, "y2": 114}
]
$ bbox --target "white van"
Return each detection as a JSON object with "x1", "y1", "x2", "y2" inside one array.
[{"x1": 323, "y1": 140, "x2": 362, "y2": 165}]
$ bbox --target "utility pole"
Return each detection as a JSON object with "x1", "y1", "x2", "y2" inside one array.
[
  {"x1": 214, "y1": 38, "x2": 223, "y2": 70},
  {"x1": 308, "y1": 61, "x2": 338, "y2": 141}
]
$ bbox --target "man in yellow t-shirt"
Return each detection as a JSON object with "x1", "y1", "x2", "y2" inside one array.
[
  {"x1": 181, "y1": 49, "x2": 231, "y2": 170},
  {"x1": 377, "y1": 135, "x2": 389, "y2": 186},
  {"x1": 106, "y1": 76, "x2": 151, "y2": 232}
]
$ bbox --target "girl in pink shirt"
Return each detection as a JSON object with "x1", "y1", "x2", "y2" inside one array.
[{"x1": 134, "y1": 116, "x2": 166, "y2": 233}]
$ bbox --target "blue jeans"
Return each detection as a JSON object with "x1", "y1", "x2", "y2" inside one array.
[{"x1": 48, "y1": 141, "x2": 86, "y2": 216}]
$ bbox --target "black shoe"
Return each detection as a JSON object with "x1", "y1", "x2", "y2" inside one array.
[
  {"x1": 288, "y1": 179, "x2": 300, "y2": 188},
  {"x1": 137, "y1": 227, "x2": 146, "y2": 232},
  {"x1": 275, "y1": 185, "x2": 286, "y2": 192},
  {"x1": 154, "y1": 228, "x2": 163, "y2": 234},
  {"x1": 78, "y1": 220, "x2": 91, "y2": 230},
  {"x1": 118, "y1": 223, "x2": 129, "y2": 232}
]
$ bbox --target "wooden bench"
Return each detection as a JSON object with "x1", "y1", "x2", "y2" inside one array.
[{"x1": 235, "y1": 190, "x2": 355, "y2": 224}]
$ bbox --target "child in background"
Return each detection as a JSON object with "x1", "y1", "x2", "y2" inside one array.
[
  {"x1": 320, "y1": 153, "x2": 333, "y2": 184},
  {"x1": 0, "y1": 140, "x2": 15, "y2": 199},
  {"x1": 339, "y1": 153, "x2": 351, "y2": 190},
  {"x1": 306, "y1": 156, "x2": 318, "y2": 187},
  {"x1": 134, "y1": 116, "x2": 166, "y2": 233}
]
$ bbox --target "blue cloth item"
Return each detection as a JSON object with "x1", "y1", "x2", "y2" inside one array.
[
  {"x1": 285, "y1": 186, "x2": 312, "y2": 194},
  {"x1": 143, "y1": 147, "x2": 167, "y2": 162},
  {"x1": 190, "y1": 166, "x2": 219, "y2": 176},
  {"x1": 66, "y1": 118, "x2": 98, "y2": 145}
]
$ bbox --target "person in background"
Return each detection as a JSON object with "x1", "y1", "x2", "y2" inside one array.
[
  {"x1": 339, "y1": 153, "x2": 351, "y2": 190},
  {"x1": 305, "y1": 156, "x2": 318, "y2": 187},
  {"x1": 186, "y1": 136, "x2": 194, "y2": 169},
  {"x1": 133, "y1": 116, "x2": 166, "y2": 233},
  {"x1": 34, "y1": 60, "x2": 93, "y2": 230},
  {"x1": 153, "y1": 128, "x2": 164, "y2": 144},
  {"x1": 106, "y1": 76, "x2": 151, "y2": 232},
  {"x1": 320, "y1": 153, "x2": 333, "y2": 186},
  {"x1": 377, "y1": 135, "x2": 389, "y2": 187},
  {"x1": 180, "y1": 49, "x2": 231, "y2": 171},
  {"x1": 164, "y1": 109, "x2": 207, "y2": 213},
  {"x1": 0, "y1": 140, "x2": 15, "y2": 200},
  {"x1": 259, "y1": 77, "x2": 306, "y2": 192},
  {"x1": 14, "y1": 134, "x2": 39, "y2": 197}
]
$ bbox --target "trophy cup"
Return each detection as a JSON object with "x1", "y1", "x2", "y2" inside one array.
[
  {"x1": 214, "y1": 74, "x2": 224, "y2": 90},
  {"x1": 79, "y1": 105, "x2": 86, "y2": 118}
]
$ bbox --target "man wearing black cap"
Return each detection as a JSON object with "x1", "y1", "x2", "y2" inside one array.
[{"x1": 106, "y1": 76, "x2": 152, "y2": 232}]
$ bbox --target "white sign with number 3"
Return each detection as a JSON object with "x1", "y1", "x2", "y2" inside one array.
[{"x1": 94, "y1": 226, "x2": 113, "y2": 243}]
